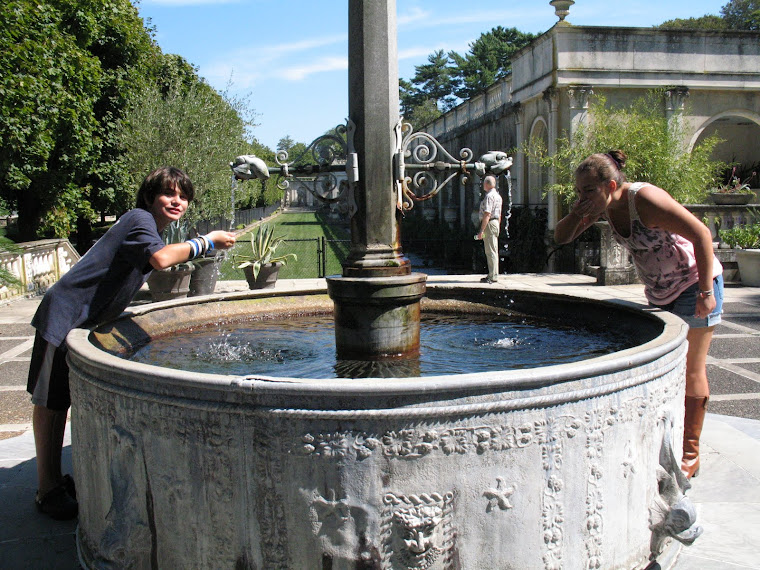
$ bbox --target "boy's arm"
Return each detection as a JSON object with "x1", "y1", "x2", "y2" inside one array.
[{"x1": 149, "y1": 230, "x2": 237, "y2": 270}]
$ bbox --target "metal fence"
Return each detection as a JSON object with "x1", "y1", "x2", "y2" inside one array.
[
  {"x1": 275, "y1": 237, "x2": 351, "y2": 279},
  {"x1": 269, "y1": 236, "x2": 482, "y2": 279},
  {"x1": 193, "y1": 202, "x2": 281, "y2": 235}
]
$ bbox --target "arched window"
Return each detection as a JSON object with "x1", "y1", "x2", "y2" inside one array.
[
  {"x1": 527, "y1": 118, "x2": 549, "y2": 206},
  {"x1": 690, "y1": 110, "x2": 760, "y2": 186}
]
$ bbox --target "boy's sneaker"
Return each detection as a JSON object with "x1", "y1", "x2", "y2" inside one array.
[{"x1": 35, "y1": 484, "x2": 78, "y2": 520}]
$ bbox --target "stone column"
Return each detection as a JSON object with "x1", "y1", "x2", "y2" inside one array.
[
  {"x1": 568, "y1": 84, "x2": 593, "y2": 138},
  {"x1": 666, "y1": 86, "x2": 689, "y2": 150},
  {"x1": 545, "y1": 88, "x2": 560, "y2": 231},
  {"x1": 343, "y1": 0, "x2": 407, "y2": 277},
  {"x1": 514, "y1": 103, "x2": 525, "y2": 204},
  {"x1": 327, "y1": 0, "x2": 426, "y2": 360}
]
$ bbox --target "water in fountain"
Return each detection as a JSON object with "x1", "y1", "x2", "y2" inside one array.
[{"x1": 128, "y1": 307, "x2": 633, "y2": 378}]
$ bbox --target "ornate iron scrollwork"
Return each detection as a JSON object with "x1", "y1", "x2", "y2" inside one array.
[
  {"x1": 231, "y1": 120, "x2": 356, "y2": 204},
  {"x1": 396, "y1": 121, "x2": 512, "y2": 211}
]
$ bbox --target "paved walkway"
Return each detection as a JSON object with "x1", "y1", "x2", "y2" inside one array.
[{"x1": 0, "y1": 274, "x2": 758, "y2": 568}]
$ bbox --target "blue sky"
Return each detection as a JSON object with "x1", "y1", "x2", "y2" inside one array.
[{"x1": 136, "y1": 0, "x2": 727, "y2": 152}]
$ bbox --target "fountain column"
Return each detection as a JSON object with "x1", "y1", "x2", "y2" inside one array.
[{"x1": 326, "y1": 0, "x2": 426, "y2": 359}]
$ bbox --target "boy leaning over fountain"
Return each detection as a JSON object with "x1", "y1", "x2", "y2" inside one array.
[
  {"x1": 555, "y1": 150, "x2": 723, "y2": 482},
  {"x1": 26, "y1": 166, "x2": 237, "y2": 520}
]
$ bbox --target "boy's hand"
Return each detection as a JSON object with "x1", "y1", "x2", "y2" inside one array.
[{"x1": 206, "y1": 231, "x2": 237, "y2": 250}]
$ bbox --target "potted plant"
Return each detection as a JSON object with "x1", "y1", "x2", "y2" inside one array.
[
  {"x1": 719, "y1": 214, "x2": 760, "y2": 286},
  {"x1": 188, "y1": 247, "x2": 225, "y2": 297},
  {"x1": 710, "y1": 167, "x2": 756, "y2": 205},
  {"x1": 147, "y1": 221, "x2": 195, "y2": 301},
  {"x1": 235, "y1": 225, "x2": 296, "y2": 289}
]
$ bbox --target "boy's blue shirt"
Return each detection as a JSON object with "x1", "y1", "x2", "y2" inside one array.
[{"x1": 32, "y1": 208, "x2": 165, "y2": 347}]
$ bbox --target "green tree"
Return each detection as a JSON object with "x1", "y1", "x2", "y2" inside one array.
[
  {"x1": 399, "y1": 50, "x2": 456, "y2": 127},
  {"x1": 448, "y1": 27, "x2": 537, "y2": 99},
  {"x1": 118, "y1": 69, "x2": 259, "y2": 227},
  {"x1": 410, "y1": 50, "x2": 457, "y2": 111},
  {"x1": 657, "y1": 15, "x2": 727, "y2": 30},
  {"x1": 659, "y1": 0, "x2": 760, "y2": 30},
  {"x1": 0, "y1": 0, "x2": 160, "y2": 243},
  {"x1": 276, "y1": 136, "x2": 295, "y2": 153},
  {"x1": 0, "y1": 0, "x2": 101, "y2": 241},
  {"x1": 721, "y1": 0, "x2": 760, "y2": 30},
  {"x1": 67, "y1": 0, "x2": 161, "y2": 248},
  {"x1": 524, "y1": 91, "x2": 725, "y2": 205}
]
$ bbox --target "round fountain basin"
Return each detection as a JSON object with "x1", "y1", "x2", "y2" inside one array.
[{"x1": 67, "y1": 283, "x2": 688, "y2": 569}]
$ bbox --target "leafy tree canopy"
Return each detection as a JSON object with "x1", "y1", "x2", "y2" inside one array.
[
  {"x1": 523, "y1": 91, "x2": 726, "y2": 206},
  {"x1": 721, "y1": 0, "x2": 760, "y2": 30},
  {"x1": 399, "y1": 27, "x2": 537, "y2": 128},
  {"x1": 0, "y1": 0, "x2": 102, "y2": 241},
  {"x1": 448, "y1": 27, "x2": 536, "y2": 99},
  {"x1": 118, "y1": 69, "x2": 260, "y2": 226},
  {"x1": 657, "y1": 15, "x2": 727, "y2": 30},
  {"x1": 659, "y1": 0, "x2": 760, "y2": 30}
]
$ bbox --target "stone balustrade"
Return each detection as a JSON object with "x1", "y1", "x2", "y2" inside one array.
[
  {"x1": 429, "y1": 81, "x2": 511, "y2": 138},
  {"x1": 685, "y1": 202, "x2": 759, "y2": 244},
  {"x1": 0, "y1": 239, "x2": 80, "y2": 300}
]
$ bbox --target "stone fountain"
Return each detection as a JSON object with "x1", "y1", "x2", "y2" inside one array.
[{"x1": 67, "y1": 2, "x2": 700, "y2": 568}]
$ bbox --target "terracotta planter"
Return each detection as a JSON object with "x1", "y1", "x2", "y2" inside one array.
[
  {"x1": 147, "y1": 266, "x2": 194, "y2": 301},
  {"x1": 243, "y1": 262, "x2": 281, "y2": 289},
  {"x1": 736, "y1": 249, "x2": 760, "y2": 286},
  {"x1": 710, "y1": 192, "x2": 753, "y2": 205}
]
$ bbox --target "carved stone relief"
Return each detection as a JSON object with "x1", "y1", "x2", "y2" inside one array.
[
  {"x1": 382, "y1": 492, "x2": 455, "y2": 570},
  {"x1": 303, "y1": 488, "x2": 373, "y2": 563},
  {"x1": 484, "y1": 477, "x2": 516, "y2": 513},
  {"x1": 649, "y1": 412, "x2": 703, "y2": 556}
]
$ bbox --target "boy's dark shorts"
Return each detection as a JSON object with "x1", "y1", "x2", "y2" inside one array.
[{"x1": 27, "y1": 332, "x2": 71, "y2": 411}]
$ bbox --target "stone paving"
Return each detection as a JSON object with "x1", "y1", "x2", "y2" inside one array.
[{"x1": 0, "y1": 275, "x2": 758, "y2": 568}]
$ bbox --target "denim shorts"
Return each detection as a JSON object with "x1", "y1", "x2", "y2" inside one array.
[{"x1": 654, "y1": 274, "x2": 724, "y2": 328}]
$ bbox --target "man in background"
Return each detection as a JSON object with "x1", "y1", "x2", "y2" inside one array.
[{"x1": 476, "y1": 175, "x2": 502, "y2": 284}]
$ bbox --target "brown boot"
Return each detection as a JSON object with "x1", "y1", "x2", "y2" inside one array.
[{"x1": 682, "y1": 395, "x2": 709, "y2": 479}]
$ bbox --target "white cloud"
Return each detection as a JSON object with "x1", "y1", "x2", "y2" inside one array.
[
  {"x1": 277, "y1": 56, "x2": 348, "y2": 81},
  {"x1": 200, "y1": 34, "x2": 346, "y2": 88},
  {"x1": 398, "y1": 46, "x2": 438, "y2": 61},
  {"x1": 143, "y1": 0, "x2": 240, "y2": 5},
  {"x1": 257, "y1": 34, "x2": 347, "y2": 59},
  {"x1": 400, "y1": 9, "x2": 542, "y2": 32},
  {"x1": 398, "y1": 7, "x2": 431, "y2": 26}
]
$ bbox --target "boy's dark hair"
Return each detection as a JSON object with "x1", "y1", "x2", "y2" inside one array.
[{"x1": 136, "y1": 167, "x2": 195, "y2": 209}]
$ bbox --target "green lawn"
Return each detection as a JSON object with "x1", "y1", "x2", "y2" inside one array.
[{"x1": 218, "y1": 211, "x2": 350, "y2": 280}]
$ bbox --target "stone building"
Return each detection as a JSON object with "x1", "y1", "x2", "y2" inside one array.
[{"x1": 419, "y1": 3, "x2": 760, "y2": 275}]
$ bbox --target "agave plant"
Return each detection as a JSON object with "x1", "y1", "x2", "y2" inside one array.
[{"x1": 235, "y1": 225, "x2": 297, "y2": 279}]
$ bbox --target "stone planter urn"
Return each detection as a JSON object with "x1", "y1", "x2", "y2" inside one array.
[
  {"x1": 736, "y1": 249, "x2": 760, "y2": 286},
  {"x1": 710, "y1": 192, "x2": 753, "y2": 206},
  {"x1": 188, "y1": 251, "x2": 224, "y2": 296},
  {"x1": 146, "y1": 265, "x2": 193, "y2": 301},
  {"x1": 244, "y1": 261, "x2": 281, "y2": 289}
]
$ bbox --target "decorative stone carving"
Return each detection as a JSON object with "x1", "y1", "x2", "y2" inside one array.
[
  {"x1": 304, "y1": 489, "x2": 373, "y2": 563},
  {"x1": 665, "y1": 86, "x2": 690, "y2": 114},
  {"x1": 382, "y1": 492, "x2": 455, "y2": 570},
  {"x1": 484, "y1": 477, "x2": 516, "y2": 512},
  {"x1": 68, "y1": 286, "x2": 691, "y2": 568},
  {"x1": 649, "y1": 412, "x2": 703, "y2": 555},
  {"x1": 568, "y1": 85, "x2": 594, "y2": 111},
  {"x1": 97, "y1": 426, "x2": 152, "y2": 567}
]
